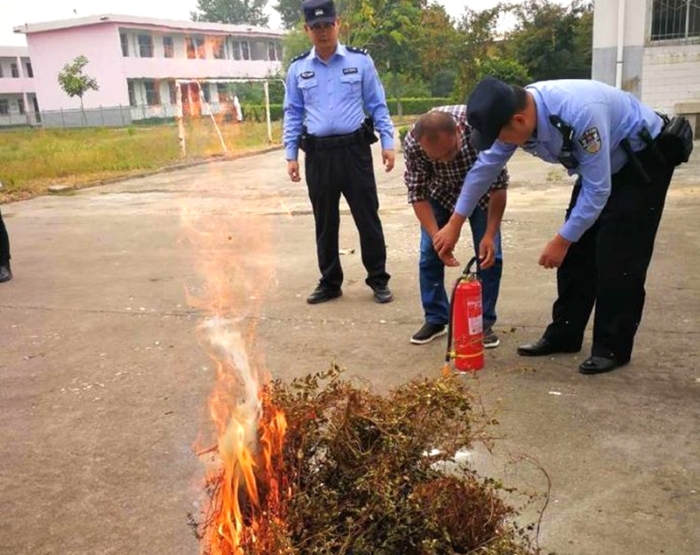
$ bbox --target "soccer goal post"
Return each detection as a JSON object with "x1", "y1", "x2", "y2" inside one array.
[{"x1": 175, "y1": 77, "x2": 285, "y2": 157}]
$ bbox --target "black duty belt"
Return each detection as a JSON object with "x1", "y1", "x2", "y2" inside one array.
[{"x1": 309, "y1": 127, "x2": 366, "y2": 150}]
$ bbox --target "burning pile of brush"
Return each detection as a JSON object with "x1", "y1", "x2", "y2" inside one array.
[{"x1": 190, "y1": 363, "x2": 544, "y2": 555}]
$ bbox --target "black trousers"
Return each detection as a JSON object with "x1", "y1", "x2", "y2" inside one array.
[
  {"x1": 543, "y1": 147, "x2": 675, "y2": 363},
  {"x1": 304, "y1": 141, "x2": 389, "y2": 290},
  {"x1": 0, "y1": 209, "x2": 9, "y2": 265}
]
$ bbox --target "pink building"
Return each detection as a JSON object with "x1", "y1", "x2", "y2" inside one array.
[
  {"x1": 0, "y1": 46, "x2": 39, "y2": 125},
  {"x1": 12, "y1": 14, "x2": 284, "y2": 127}
]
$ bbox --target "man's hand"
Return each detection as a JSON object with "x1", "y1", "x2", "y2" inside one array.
[
  {"x1": 433, "y1": 220, "x2": 461, "y2": 257},
  {"x1": 287, "y1": 160, "x2": 301, "y2": 182},
  {"x1": 438, "y1": 250, "x2": 460, "y2": 267},
  {"x1": 539, "y1": 234, "x2": 572, "y2": 269},
  {"x1": 382, "y1": 149, "x2": 395, "y2": 172},
  {"x1": 478, "y1": 235, "x2": 496, "y2": 269}
]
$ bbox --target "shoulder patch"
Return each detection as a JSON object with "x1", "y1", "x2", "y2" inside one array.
[
  {"x1": 346, "y1": 46, "x2": 369, "y2": 56},
  {"x1": 290, "y1": 50, "x2": 311, "y2": 64},
  {"x1": 578, "y1": 127, "x2": 602, "y2": 154}
]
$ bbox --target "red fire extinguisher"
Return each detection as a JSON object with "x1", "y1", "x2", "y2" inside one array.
[{"x1": 445, "y1": 257, "x2": 484, "y2": 372}]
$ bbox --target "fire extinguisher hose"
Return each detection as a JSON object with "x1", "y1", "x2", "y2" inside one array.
[{"x1": 445, "y1": 256, "x2": 479, "y2": 364}]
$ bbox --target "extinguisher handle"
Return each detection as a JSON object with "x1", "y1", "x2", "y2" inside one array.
[{"x1": 464, "y1": 256, "x2": 479, "y2": 277}]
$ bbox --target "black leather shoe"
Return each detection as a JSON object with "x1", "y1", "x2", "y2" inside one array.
[
  {"x1": 306, "y1": 285, "x2": 342, "y2": 305},
  {"x1": 517, "y1": 337, "x2": 580, "y2": 357},
  {"x1": 579, "y1": 356, "x2": 623, "y2": 375},
  {"x1": 0, "y1": 263, "x2": 12, "y2": 283},
  {"x1": 372, "y1": 284, "x2": 393, "y2": 304}
]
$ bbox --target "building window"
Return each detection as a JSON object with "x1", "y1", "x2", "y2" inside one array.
[
  {"x1": 201, "y1": 83, "x2": 211, "y2": 103},
  {"x1": 128, "y1": 81, "x2": 137, "y2": 106},
  {"x1": 25, "y1": 62, "x2": 33, "y2": 78},
  {"x1": 11, "y1": 63, "x2": 19, "y2": 78},
  {"x1": 232, "y1": 40, "x2": 251, "y2": 61},
  {"x1": 138, "y1": 34, "x2": 154, "y2": 57},
  {"x1": 268, "y1": 42, "x2": 278, "y2": 61},
  {"x1": 17, "y1": 99, "x2": 25, "y2": 114},
  {"x1": 651, "y1": 0, "x2": 700, "y2": 41},
  {"x1": 212, "y1": 37, "x2": 225, "y2": 59},
  {"x1": 169, "y1": 81, "x2": 177, "y2": 104},
  {"x1": 186, "y1": 36, "x2": 205, "y2": 59},
  {"x1": 0, "y1": 99, "x2": 8, "y2": 115},
  {"x1": 0, "y1": 65, "x2": 3, "y2": 78},
  {"x1": 217, "y1": 83, "x2": 229, "y2": 103},
  {"x1": 144, "y1": 80, "x2": 160, "y2": 105},
  {"x1": 163, "y1": 36, "x2": 174, "y2": 58},
  {"x1": 120, "y1": 33, "x2": 129, "y2": 57}
]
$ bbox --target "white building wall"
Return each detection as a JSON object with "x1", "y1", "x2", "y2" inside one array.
[{"x1": 642, "y1": 44, "x2": 700, "y2": 113}]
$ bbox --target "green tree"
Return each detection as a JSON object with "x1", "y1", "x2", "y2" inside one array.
[
  {"x1": 414, "y1": 4, "x2": 461, "y2": 92},
  {"x1": 477, "y1": 57, "x2": 530, "y2": 86},
  {"x1": 191, "y1": 0, "x2": 269, "y2": 26},
  {"x1": 274, "y1": 0, "x2": 303, "y2": 30},
  {"x1": 57, "y1": 55, "x2": 99, "y2": 125},
  {"x1": 452, "y1": 4, "x2": 508, "y2": 101},
  {"x1": 506, "y1": 0, "x2": 593, "y2": 82}
]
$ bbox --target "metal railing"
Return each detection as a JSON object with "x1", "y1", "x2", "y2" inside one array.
[{"x1": 651, "y1": 0, "x2": 700, "y2": 41}]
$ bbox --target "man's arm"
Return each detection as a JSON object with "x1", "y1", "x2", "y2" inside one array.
[
  {"x1": 540, "y1": 104, "x2": 611, "y2": 268},
  {"x1": 283, "y1": 67, "x2": 304, "y2": 163},
  {"x1": 362, "y1": 54, "x2": 395, "y2": 171},
  {"x1": 479, "y1": 188, "x2": 506, "y2": 269}
]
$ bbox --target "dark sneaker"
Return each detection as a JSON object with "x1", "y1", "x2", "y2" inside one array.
[
  {"x1": 483, "y1": 327, "x2": 500, "y2": 349},
  {"x1": 411, "y1": 322, "x2": 447, "y2": 345},
  {"x1": 372, "y1": 284, "x2": 393, "y2": 304},
  {"x1": 306, "y1": 285, "x2": 342, "y2": 304}
]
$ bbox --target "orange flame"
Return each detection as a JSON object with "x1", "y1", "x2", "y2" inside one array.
[{"x1": 184, "y1": 208, "x2": 288, "y2": 554}]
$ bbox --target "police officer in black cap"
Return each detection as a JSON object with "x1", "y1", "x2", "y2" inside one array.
[
  {"x1": 434, "y1": 76, "x2": 690, "y2": 374},
  {"x1": 283, "y1": 0, "x2": 396, "y2": 305}
]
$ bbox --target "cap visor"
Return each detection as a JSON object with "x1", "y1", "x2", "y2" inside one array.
[
  {"x1": 308, "y1": 16, "x2": 337, "y2": 25},
  {"x1": 471, "y1": 129, "x2": 497, "y2": 152}
]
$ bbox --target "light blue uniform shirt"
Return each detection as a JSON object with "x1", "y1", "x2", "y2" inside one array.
[
  {"x1": 455, "y1": 80, "x2": 663, "y2": 242},
  {"x1": 283, "y1": 43, "x2": 395, "y2": 161}
]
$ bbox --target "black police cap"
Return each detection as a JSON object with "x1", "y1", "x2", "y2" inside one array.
[
  {"x1": 467, "y1": 76, "x2": 518, "y2": 151},
  {"x1": 302, "y1": 0, "x2": 337, "y2": 25}
]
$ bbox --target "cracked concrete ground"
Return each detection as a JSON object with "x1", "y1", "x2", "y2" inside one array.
[{"x1": 1, "y1": 142, "x2": 699, "y2": 555}]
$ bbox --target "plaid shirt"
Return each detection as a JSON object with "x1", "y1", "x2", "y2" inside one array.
[{"x1": 403, "y1": 105, "x2": 509, "y2": 212}]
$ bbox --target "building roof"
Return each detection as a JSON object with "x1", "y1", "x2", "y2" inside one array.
[
  {"x1": 0, "y1": 46, "x2": 29, "y2": 57},
  {"x1": 13, "y1": 14, "x2": 285, "y2": 38}
]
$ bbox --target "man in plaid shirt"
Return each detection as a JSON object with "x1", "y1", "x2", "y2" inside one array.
[{"x1": 403, "y1": 105, "x2": 509, "y2": 345}]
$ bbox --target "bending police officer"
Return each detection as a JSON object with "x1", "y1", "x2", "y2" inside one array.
[
  {"x1": 283, "y1": 0, "x2": 395, "y2": 305},
  {"x1": 435, "y1": 77, "x2": 683, "y2": 375}
]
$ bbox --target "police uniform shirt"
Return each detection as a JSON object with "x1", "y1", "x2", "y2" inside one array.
[
  {"x1": 454, "y1": 79, "x2": 664, "y2": 242},
  {"x1": 283, "y1": 43, "x2": 395, "y2": 161}
]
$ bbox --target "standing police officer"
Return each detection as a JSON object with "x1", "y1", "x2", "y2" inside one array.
[
  {"x1": 283, "y1": 0, "x2": 395, "y2": 305},
  {"x1": 434, "y1": 77, "x2": 684, "y2": 375},
  {"x1": 0, "y1": 209, "x2": 11, "y2": 283}
]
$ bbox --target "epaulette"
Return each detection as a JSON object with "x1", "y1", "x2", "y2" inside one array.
[
  {"x1": 346, "y1": 46, "x2": 369, "y2": 56},
  {"x1": 290, "y1": 50, "x2": 311, "y2": 64}
]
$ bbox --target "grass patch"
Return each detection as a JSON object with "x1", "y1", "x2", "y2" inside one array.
[{"x1": 0, "y1": 119, "x2": 283, "y2": 201}]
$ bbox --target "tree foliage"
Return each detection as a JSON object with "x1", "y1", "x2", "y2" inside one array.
[
  {"x1": 506, "y1": 0, "x2": 593, "y2": 82},
  {"x1": 57, "y1": 55, "x2": 99, "y2": 122},
  {"x1": 276, "y1": 0, "x2": 594, "y2": 101},
  {"x1": 191, "y1": 0, "x2": 269, "y2": 26}
]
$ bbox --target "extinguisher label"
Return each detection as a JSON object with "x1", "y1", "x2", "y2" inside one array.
[
  {"x1": 469, "y1": 315, "x2": 482, "y2": 336},
  {"x1": 467, "y1": 298, "x2": 483, "y2": 336}
]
